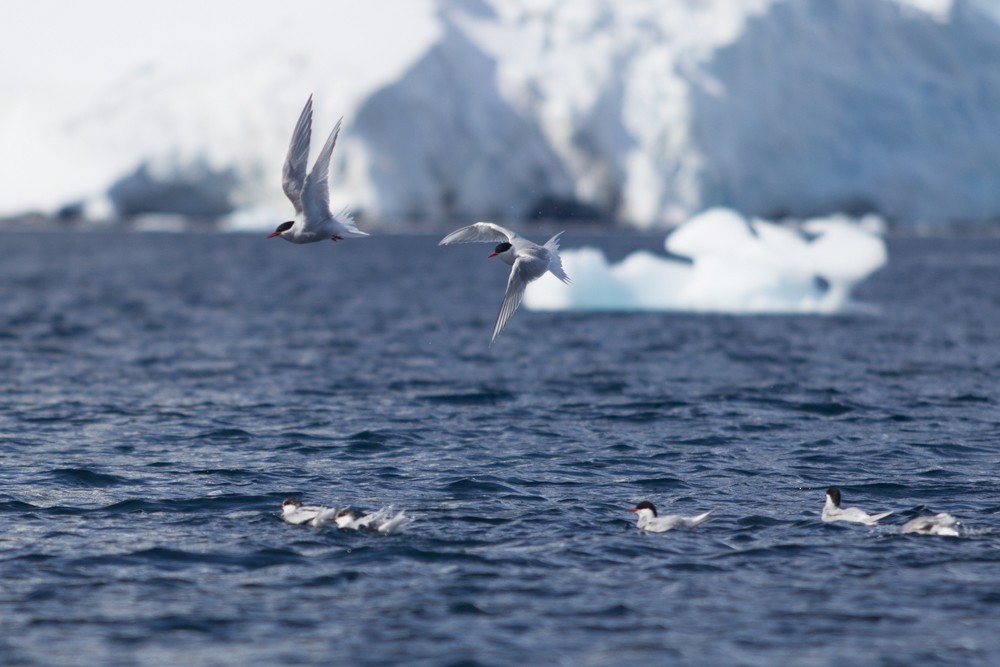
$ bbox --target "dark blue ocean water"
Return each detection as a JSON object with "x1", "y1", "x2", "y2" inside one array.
[{"x1": 1, "y1": 230, "x2": 998, "y2": 666}]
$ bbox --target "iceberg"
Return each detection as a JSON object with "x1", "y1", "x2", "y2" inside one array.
[{"x1": 523, "y1": 208, "x2": 887, "y2": 314}]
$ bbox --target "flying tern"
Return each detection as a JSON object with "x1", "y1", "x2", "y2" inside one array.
[
  {"x1": 439, "y1": 222, "x2": 569, "y2": 343},
  {"x1": 269, "y1": 95, "x2": 368, "y2": 244}
]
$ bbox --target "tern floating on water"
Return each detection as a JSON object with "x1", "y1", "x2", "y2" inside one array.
[
  {"x1": 901, "y1": 512, "x2": 960, "y2": 537},
  {"x1": 628, "y1": 501, "x2": 713, "y2": 533},
  {"x1": 268, "y1": 95, "x2": 368, "y2": 244},
  {"x1": 281, "y1": 499, "x2": 411, "y2": 534},
  {"x1": 439, "y1": 222, "x2": 569, "y2": 343},
  {"x1": 821, "y1": 487, "x2": 893, "y2": 525},
  {"x1": 334, "y1": 507, "x2": 413, "y2": 534},
  {"x1": 280, "y1": 498, "x2": 338, "y2": 526}
]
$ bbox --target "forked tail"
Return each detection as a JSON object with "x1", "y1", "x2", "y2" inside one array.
[
  {"x1": 544, "y1": 231, "x2": 571, "y2": 283},
  {"x1": 335, "y1": 206, "x2": 369, "y2": 238},
  {"x1": 684, "y1": 510, "x2": 713, "y2": 528}
]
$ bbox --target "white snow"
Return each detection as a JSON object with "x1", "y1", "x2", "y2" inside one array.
[
  {"x1": 0, "y1": 0, "x2": 440, "y2": 222},
  {"x1": 1, "y1": 0, "x2": 999, "y2": 227},
  {"x1": 524, "y1": 208, "x2": 888, "y2": 313}
]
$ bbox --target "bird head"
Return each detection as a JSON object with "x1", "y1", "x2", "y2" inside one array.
[
  {"x1": 628, "y1": 501, "x2": 658, "y2": 518},
  {"x1": 280, "y1": 498, "x2": 303, "y2": 514},
  {"x1": 268, "y1": 221, "x2": 294, "y2": 238},
  {"x1": 488, "y1": 241, "x2": 512, "y2": 258}
]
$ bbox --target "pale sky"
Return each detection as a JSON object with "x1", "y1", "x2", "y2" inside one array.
[{"x1": 0, "y1": 1, "x2": 438, "y2": 95}]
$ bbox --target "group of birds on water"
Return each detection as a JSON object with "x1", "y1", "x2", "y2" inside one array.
[
  {"x1": 281, "y1": 488, "x2": 965, "y2": 537},
  {"x1": 269, "y1": 96, "x2": 969, "y2": 539},
  {"x1": 822, "y1": 487, "x2": 963, "y2": 536},
  {"x1": 622, "y1": 487, "x2": 963, "y2": 536},
  {"x1": 268, "y1": 95, "x2": 569, "y2": 344},
  {"x1": 280, "y1": 498, "x2": 413, "y2": 534}
]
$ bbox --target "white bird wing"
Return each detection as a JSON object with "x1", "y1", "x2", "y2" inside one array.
[
  {"x1": 903, "y1": 513, "x2": 958, "y2": 535},
  {"x1": 377, "y1": 511, "x2": 412, "y2": 534},
  {"x1": 827, "y1": 506, "x2": 891, "y2": 524},
  {"x1": 439, "y1": 222, "x2": 518, "y2": 246},
  {"x1": 640, "y1": 516, "x2": 677, "y2": 532},
  {"x1": 867, "y1": 510, "x2": 893, "y2": 524},
  {"x1": 284, "y1": 506, "x2": 322, "y2": 525},
  {"x1": 681, "y1": 510, "x2": 713, "y2": 528},
  {"x1": 300, "y1": 116, "x2": 343, "y2": 229},
  {"x1": 314, "y1": 507, "x2": 340, "y2": 524},
  {"x1": 352, "y1": 508, "x2": 386, "y2": 530},
  {"x1": 282, "y1": 95, "x2": 313, "y2": 214},
  {"x1": 492, "y1": 258, "x2": 532, "y2": 344}
]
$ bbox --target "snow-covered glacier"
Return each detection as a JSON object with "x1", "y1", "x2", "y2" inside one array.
[{"x1": 2, "y1": 0, "x2": 999, "y2": 227}]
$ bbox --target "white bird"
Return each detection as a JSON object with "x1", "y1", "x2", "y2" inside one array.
[
  {"x1": 334, "y1": 507, "x2": 413, "y2": 534},
  {"x1": 280, "y1": 498, "x2": 338, "y2": 527},
  {"x1": 375, "y1": 510, "x2": 413, "y2": 534},
  {"x1": 439, "y1": 222, "x2": 570, "y2": 343},
  {"x1": 268, "y1": 95, "x2": 368, "y2": 244},
  {"x1": 627, "y1": 501, "x2": 713, "y2": 533},
  {"x1": 901, "y1": 512, "x2": 960, "y2": 537},
  {"x1": 821, "y1": 486, "x2": 893, "y2": 525},
  {"x1": 332, "y1": 508, "x2": 357, "y2": 529}
]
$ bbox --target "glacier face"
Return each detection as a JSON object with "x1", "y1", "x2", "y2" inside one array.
[
  {"x1": 691, "y1": 0, "x2": 1000, "y2": 223},
  {"x1": 1, "y1": 0, "x2": 998, "y2": 227},
  {"x1": 348, "y1": 16, "x2": 575, "y2": 224}
]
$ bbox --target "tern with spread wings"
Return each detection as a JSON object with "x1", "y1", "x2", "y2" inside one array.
[
  {"x1": 439, "y1": 222, "x2": 570, "y2": 343},
  {"x1": 268, "y1": 95, "x2": 368, "y2": 243}
]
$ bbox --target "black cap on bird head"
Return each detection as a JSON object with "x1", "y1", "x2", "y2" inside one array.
[
  {"x1": 826, "y1": 487, "x2": 842, "y2": 507},
  {"x1": 628, "y1": 501, "x2": 658, "y2": 516},
  {"x1": 268, "y1": 221, "x2": 294, "y2": 238},
  {"x1": 488, "y1": 242, "x2": 512, "y2": 258}
]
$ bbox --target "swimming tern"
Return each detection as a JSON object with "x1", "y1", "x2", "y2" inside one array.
[
  {"x1": 627, "y1": 501, "x2": 713, "y2": 533},
  {"x1": 821, "y1": 487, "x2": 892, "y2": 525}
]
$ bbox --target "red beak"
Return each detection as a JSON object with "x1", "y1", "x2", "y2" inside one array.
[
  {"x1": 267, "y1": 231, "x2": 281, "y2": 238},
  {"x1": 488, "y1": 251, "x2": 498, "y2": 258},
  {"x1": 627, "y1": 508, "x2": 638, "y2": 513}
]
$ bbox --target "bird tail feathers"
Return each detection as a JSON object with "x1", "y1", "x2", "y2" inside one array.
[
  {"x1": 684, "y1": 510, "x2": 713, "y2": 528},
  {"x1": 544, "y1": 231, "x2": 571, "y2": 284},
  {"x1": 335, "y1": 207, "x2": 369, "y2": 237}
]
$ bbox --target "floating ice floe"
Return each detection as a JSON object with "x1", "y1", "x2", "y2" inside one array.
[{"x1": 523, "y1": 208, "x2": 887, "y2": 314}]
